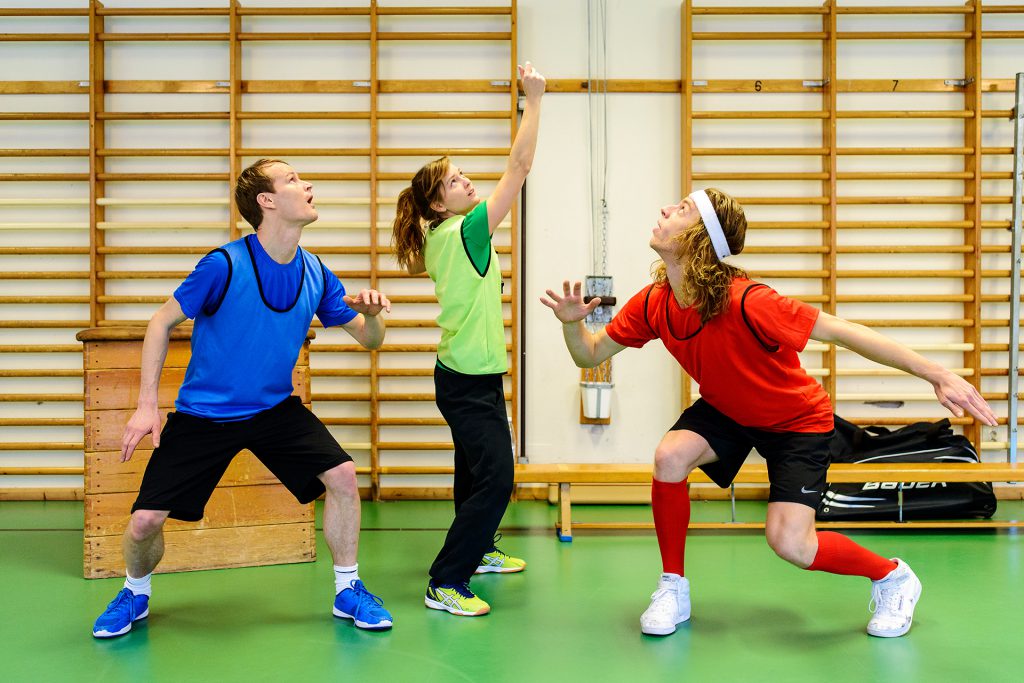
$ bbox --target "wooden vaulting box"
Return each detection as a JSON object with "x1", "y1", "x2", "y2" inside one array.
[{"x1": 77, "y1": 327, "x2": 316, "y2": 579}]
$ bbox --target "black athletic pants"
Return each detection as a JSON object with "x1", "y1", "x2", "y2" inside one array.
[{"x1": 428, "y1": 365, "x2": 514, "y2": 585}]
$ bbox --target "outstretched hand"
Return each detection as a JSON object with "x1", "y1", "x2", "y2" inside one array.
[
  {"x1": 344, "y1": 289, "x2": 391, "y2": 316},
  {"x1": 518, "y1": 61, "x2": 546, "y2": 100},
  {"x1": 932, "y1": 371, "x2": 998, "y2": 426},
  {"x1": 539, "y1": 280, "x2": 601, "y2": 324}
]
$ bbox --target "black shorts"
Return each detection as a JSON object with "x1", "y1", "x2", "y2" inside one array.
[
  {"x1": 132, "y1": 396, "x2": 351, "y2": 521},
  {"x1": 670, "y1": 399, "x2": 833, "y2": 509}
]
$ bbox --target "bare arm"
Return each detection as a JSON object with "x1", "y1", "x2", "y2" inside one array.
[
  {"x1": 340, "y1": 288, "x2": 391, "y2": 350},
  {"x1": 121, "y1": 296, "x2": 188, "y2": 461},
  {"x1": 405, "y1": 252, "x2": 426, "y2": 276},
  {"x1": 540, "y1": 280, "x2": 626, "y2": 368},
  {"x1": 810, "y1": 311, "x2": 997, "y2": 426},
  {"x1": 486, "y1": 62, "x2": 546, "y2": 234}
]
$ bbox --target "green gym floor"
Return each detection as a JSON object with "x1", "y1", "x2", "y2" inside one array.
[{"x1": 2, "y1": 499, "x2": 1023, "y2": 683}]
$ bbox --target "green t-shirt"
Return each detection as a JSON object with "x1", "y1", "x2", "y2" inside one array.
[{"x1": 424, "y1": 201, "x2": 507, "y2": 375}]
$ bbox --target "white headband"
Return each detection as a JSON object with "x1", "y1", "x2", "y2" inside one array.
[{"x1": 688, "y1": 189, "x2": 731, "y2": 261}]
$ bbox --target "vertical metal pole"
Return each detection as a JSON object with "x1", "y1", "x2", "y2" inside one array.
[{"x1": 1009, "y1": 73, "x2": 1023, "y2": 464}]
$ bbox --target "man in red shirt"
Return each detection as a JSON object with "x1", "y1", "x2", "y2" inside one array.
[{"x1": 541, "y1": 188, "x2": 996, "y2": 639}]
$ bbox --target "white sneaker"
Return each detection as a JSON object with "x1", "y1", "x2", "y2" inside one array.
[
  {"x1": 640, "y1": 573, "x2": 691, "y2": 636},
  {"x1": 867, "y1": 559, "x2": 922, "y2": 638}
]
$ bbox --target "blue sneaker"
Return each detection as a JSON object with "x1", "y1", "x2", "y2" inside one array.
[
  {"x1": 333, "y1": 580, "x2": 393, "y2": 631},
  {"x1": 92, "y1": 588, "x2": 149, "y2": 638}
]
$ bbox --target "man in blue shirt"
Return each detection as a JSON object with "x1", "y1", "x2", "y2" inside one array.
[{"x1": 93, "y1": 159, "x2": 394, "y2": 637}]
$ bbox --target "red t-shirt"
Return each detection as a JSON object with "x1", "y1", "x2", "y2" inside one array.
[{"x1": 605, "y1": 278, "x2": 833, "y2": 433}]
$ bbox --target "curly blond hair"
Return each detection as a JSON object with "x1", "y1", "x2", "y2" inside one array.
[{"x1": 651, "y1": 188, "x2": 748, "y2": 323}]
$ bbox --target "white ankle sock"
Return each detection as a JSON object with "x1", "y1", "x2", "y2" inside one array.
[
  {"x1": 124, "y1": 572, "x2": 152, "y2": 597},
  {"x1": 334, "y1": 564, "x2": 359, "y2": 594}
]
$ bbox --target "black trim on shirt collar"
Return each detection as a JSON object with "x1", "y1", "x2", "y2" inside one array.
[
  {"x1": 245, "y1": 234, "x2": 306, "y2": 313},
  {"x1": 664, "y1": 287, "x2": 703, "y2": 341},
  {"x1": 202, "y1": 248, "x2": 232, "y2": 316},
  {"x1": 740, "y1": 283, "x2": 779, "y2": 352},
  {"x1": 460, "y1": 217, "x2": 491, "y2": 278}
]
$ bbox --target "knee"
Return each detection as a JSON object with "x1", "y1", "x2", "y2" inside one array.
[
  {"x1": 653, "y1": 445, "x2": 692, "y2": 481},
  {"x1": 128, "y1": 510, "x2": 168, "y2": 541},
  {"x1": 765, "y1": 526, "x2": 814, "y2": 567},
  {"x1": 320, "y1": 462, "x2": 358, "y2": 498}
]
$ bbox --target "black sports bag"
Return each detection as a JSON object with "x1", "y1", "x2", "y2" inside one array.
[{"x1": 816, "y1": 416, "x2": 997, "y2": 521}]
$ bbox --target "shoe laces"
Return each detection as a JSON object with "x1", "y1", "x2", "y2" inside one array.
[
  {"x1": 869, "y1": 576, "x2": 904, "y2": 615},
  {"x1": 489, "y1": 533, "x2": 509, "y2": 558},
  {"x1": 439, "y1": 582, "x2": 476, "y2": 600},
  {"x1": 349, "y1": 580, "x2": 385, "y2": 614},
  {"x1": 105, "y1": 588, "x2": 137, "y2": 618}
]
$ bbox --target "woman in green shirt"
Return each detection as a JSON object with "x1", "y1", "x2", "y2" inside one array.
[{"x1": 391, "y1": 62, "x2": 545, "y2": 616}]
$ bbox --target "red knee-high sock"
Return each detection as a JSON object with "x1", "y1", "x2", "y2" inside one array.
[
  {"x1": 806, "y1": 531, "x2": 897, "y2": 580},
  {"x1": 652, "y1": 478, "x2": 690, "y2": 576}
]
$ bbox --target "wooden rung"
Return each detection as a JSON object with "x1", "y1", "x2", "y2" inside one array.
[
  {"x1": 0, "y1": 320, "x2": 90, "y2": 328},
  {"x1": 376, "y1": 32, "x2": 512, "y2": 41},
  {"x1": 837, "y1": 196, "x2": 973, "y2": 205},
  {"x1": 0, "y1": 272, "x2": 88, "y2": 280},
  {"x1": 0, "y1": 222, "x2": 88, "y2": 230},
  {"x1": 98, "y1": 33, "x2": 231, "y2": 41},
  {"x1": 238, "y1": 32, "x2": 372, "y2": 41},
  {"x1": 692, "y1": 111, "x2": 828, "y2": 119},
  {"x1": 837, "y1": 110, "x2": 974, "y2": 119},
  {"x1": 837, "y1": 172, "x2": 974, "y2": 180},
  {"x1": 0, "y1": 174, "x2": 89, "y2": 181},
  {"x1": 97, "y1": 112, "x2": 229, "y2": 120},
  {"x1": 96, "y1": 247, "x2": 213, "y2": 255},
  {"x1": 692, "y1": 172, "x2": 829, "y2": 181},
  {"x1": 805, "y1": 343, "x2": 974, "y2": 352},
  {"x1": 836, "y1": 5, "x2": 971, "y2": 14},
  {"x1": 0, "y1": 418, "x2": 81, "y2": 426},
  {"x1": 0, "y1": 467, "x2": 83, "y2": 475},
  {"x1": 0, "y1": 8, "x2": 88, "y2": 15},
  {"x1": 838, "y1": 31, "x2": 973, "y2": 39},
  {"x1": 0, "y1": 149, "x2": 87, "y2": 157},
  {"x1": 377, "y1": 443, "x2": 454, "y2": 451},
  {"x1": 377, "y1": 111, "x2": 512, "y2": 120},
  {"x1": 835, "y1": 294, "x2": 973, "y2": 303},
  {"x1": 839, "y1": 147, "x2": 974, "y2": 155},
  {"x1": 0, "y1": 113, "x2": 88, "y2": 121},
  {"x1": 0, "y1": 369, "x2": 81, "y2": 377},
  {"x1": 376, "y1": 7, "x2": 512, "y2": 15},
  {"x1": 97, "y1": 198, "x2": 228, "y2": 206},
  {"x1": 0, "y1": 442, "x2": 82, "y2": 451},
  {"x1": 237, "y1": 112, "x2": 369, "y2": 120},
  {"x1": 236, "y1": 7, "x2": 368, "y2": 15},
  {"x1": 97, "y1": 7, "x2": 229, "y2": 15},
  {"x1": 0, "y1": 198, "x2": 88, "y2": 206},
  {"x1": 692, "y1": 6, "x2": 826, "y2": 15},
  {"x1": 98, "y1": 149, "x2": 229, "y2": 157},
  {"x1": 746, "y1": 270, "x2": 830, "y2": 278},
  {"x1": 692, "y1": 147, "x2": 828, "y2": 156},
  {"x1": 98, "y1": 221, "x2": 226, "y2": 230},
  {"x1": 375, "y1": 147, "x2": 510, "y2": 156},
  {"x1": 0, "y1": 394, "x2": 81, "y2": 402},
  {"x1": 837, "y1": 221, "x2": 974, "y2": 229},
  {"x1": 742, "y1": 246, "x2": 829, "y2": 254},
  {"x1": 378, "y1": 467, "x2": 455, "y2": 475},
  {"x1": 747, "y1": 221, "x2": 830, "y2": 229},
  {"x1": 692, "y1": 32, "x2": 828, "y2": 40},
  {"x1": 97, "y1": 173, "x2": 229, "y2": 181},
  {"x1": 0, "y1": 249, "x2": 89, "y2": 257},
  {"x1": 837, "y1": 270, "x2": 973, "y2": 278},
  {"x1": 982, "y1": 31, "x2": 1024, "y2": 39},
  {"x1": 732, "y1": 197, "x2": 829, "y2": 205},
  {"x1": 0, "y1": 345, "x2": 81, "y2": 353},
  {"x1": 835, "y1": 246, "x2": 973, "y2": 254},
  {"x1": 0, "y1": 34, "x2": 88, "y2": 41}
]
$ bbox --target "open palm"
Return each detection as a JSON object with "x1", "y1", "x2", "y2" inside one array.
[{"x1": 540, "y1": 280, "x2": 601, "y2": 323}]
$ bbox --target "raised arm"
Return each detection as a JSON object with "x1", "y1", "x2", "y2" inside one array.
[
  {"x1": 121, "y1": 296, "x2": 188, "y2": 462},
  {"x1": 810, "y1": 311, "x2": 997, "y2": 426},
  {"x1": 485, "y1": 62, "x2": 546, "y2": 234},
  {"x1": 341, "y1": 288, "x2": 391, "y2": 350},
  {"x1": 540, "y1": 280, "x2": 626, "y2": 368}
]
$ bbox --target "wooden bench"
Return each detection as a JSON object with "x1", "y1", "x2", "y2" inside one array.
[{"x1": 513, "y1": 463, "x2": 1024, "y2": 541}]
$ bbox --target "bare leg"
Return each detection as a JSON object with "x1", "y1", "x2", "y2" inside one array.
[
  {"x1": 764, "y1": 502, "x2": 818, "y2": 567},
  {"x1": 123, "y1": 509, "x2": 170, "y2": 577},
  {"x1": 319, "y1": 461, "x2": 360, "y2": 566}
]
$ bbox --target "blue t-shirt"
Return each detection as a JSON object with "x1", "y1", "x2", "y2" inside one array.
[{"x1": 174, "y1": 234, "x2": 357, "y2": 328}]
